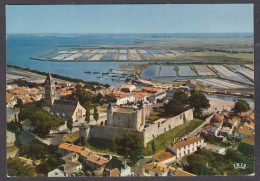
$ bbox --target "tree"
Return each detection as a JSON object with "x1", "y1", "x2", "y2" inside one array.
[
  {"x1": 104, "y1": 93, "x2": 117, "y2": 103},
  {"x1": 151, "y1": 140, "x2": 156, "y2": 154},
  {"x1": 93, "y1": 105, "x2": 99, "y2": 122},
  {"x1": 164, "y1": 99, "x2": 185, "y2": 116},
  {"x1": 7, "y1": 157, "x2": 36, "y2": 177},
  {"x1": 232, "y1": 100, "x2": 250, "y2": 114},
  {"x1": 173, "y1": 91, "x2": 189, "y2": 104},
  {"x1": 189, "y1": 92, "x2": 210, "y2": 116},
  {"x1": 113, "y1": 133, "x2": 144, "y2": 161},
  {"x1": 67, "y1": 115, "x2": 73, "y2": 133},
  {"x1": 84, "y1": 102, "x2": 91, "y2": 123},
  {"x1": 16, "y1": 98, "x2": 24, "y2": 108}
]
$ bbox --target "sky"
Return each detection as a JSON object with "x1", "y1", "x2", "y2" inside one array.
[{"x1": 6, "y1": 4, "x2": 253, "y2": 34}]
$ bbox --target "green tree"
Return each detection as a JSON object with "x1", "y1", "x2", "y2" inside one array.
[
  {"x1": 151, "y1": 140, "x2": 156, "y2": 154},
  {"x1": 232, "y1": 100, "x2": 250, "y2": 114},
  {"x1": 93, "y1": 105, "x2": 99, "y2": 122},
  {"x1": 164, "y1": 99, "x2": 185, "y2": 116},
  {"x1": 16, "y1": 98, "x2": 24, "y2": 108},
  {"x1": 189, "y1": 91, "x2": 210, "y2": 116},
  {"x1": 7, "y1": 157, "x2": 36, "y2": 177},
  {"x1": 173, "y1": 91, "x2": 189, "y2": 104},
  {"x1": 104, "y1": 93, "x2": 117, "y2": 103},
  {"x1": 67, "y1": 115, "x2": 73, "y2": 133},
  {"x1": 84, "y1": 102, "x2": 91, "y2": 123},
  {"x1": 114, "y1": 133, "x2": 144, "y2": 161}
]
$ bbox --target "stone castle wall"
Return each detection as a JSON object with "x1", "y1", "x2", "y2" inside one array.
[
  {"x1": 143, "y1": 109, "x2": 193, "y2": 145},
  {"x1": 80, "y1": 109, "x2": 193, "y2": 147}
]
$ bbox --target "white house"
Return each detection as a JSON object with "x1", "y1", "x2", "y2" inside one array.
[{"x1": 167, "y1": 136, "x2": 204, "y2": 159}]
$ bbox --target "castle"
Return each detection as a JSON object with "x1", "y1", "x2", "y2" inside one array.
[
  {"x1": 44, "y1": 73, "x2": 86, "y2": 122},
  {"x1": 80, "y1": 100, "x2": 194, "y2": 146}
]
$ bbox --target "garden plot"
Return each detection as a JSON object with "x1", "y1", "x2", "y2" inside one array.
[
  {"x1": 159, "y1": 66, "x2": 177, "y2": 77},
  {"x1": 129, "y1": 49, "x2": 137, "y2": 54},
  {"x1": 244, "y1": 64, "x2": 254, "y2": 70},
  {"x1": 212, "y1": 65, "x2": 253, "y2": 85},
  {"x1": 129, "y1": 53, "x2": 142, "y2": 61},
  {"x1": 230, "y1": 65, "x2": 254, "y2": 81},
  {"x1": 195, "y1": 65, "x2": 215, "y2": 76},
  {"x1": 104, "y1": 54, "x2": 116, "y2": 60},
  {"x1": 117, "y1": 54, "x2": 128, "y2": 61},
  {"x1": 138, "y1": 50, "x2": 148, "y2": 54},
  {"x1": 195, "y1": 78, "x2": 249, "y2": 89},
  {"x1": 52, "y1": 54, "x2": 71, "y2": 60},
  {"x1": 63, "y1": 53, "x2": 84, "y2": 61},
  {"x1": 88, "y1": 54, "x2": 104, "y2": 61},
  {"x1": 119, "y1": 49, "x2": 128, "y2": 54},
  {"x1": 98, "y1": 49, "x2": 108, "y2": 54},
  {"x1": 178, "y1": 66, "x2": 197, "y2": 76},
  {"x1": 89, "y1": 49, "x2": 100, "y2": 54}
]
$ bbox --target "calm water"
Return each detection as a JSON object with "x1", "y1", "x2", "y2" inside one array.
[{"x1": 6, "y1": 33, "x2": 254, "y2": 102}]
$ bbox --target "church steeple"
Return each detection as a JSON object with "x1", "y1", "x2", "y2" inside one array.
[{"x1": 44, "y1": 72, "x2": 56, "y2": 107}]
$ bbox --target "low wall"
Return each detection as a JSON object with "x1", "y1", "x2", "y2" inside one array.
[{"x1": 143, "y1": 109, "x2": 193, "y2": 145}]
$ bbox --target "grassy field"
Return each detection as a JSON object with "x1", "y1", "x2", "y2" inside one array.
[
  {"x1": 85, "y1": 138, "x2": 116, "y2": 155},
  {"x1": 144, "y1": 118, "x2": 205, "y2": 154},
  {"x1": 146, "y1": 108, "x2": 165, "y2": 123},
  {"x1": 63, "y1": 131, "x2": 80, "y2": 143}
]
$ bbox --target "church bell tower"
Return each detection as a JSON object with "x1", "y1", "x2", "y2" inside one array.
[{"x1": 44, "y1": 72, "x2": 56, "y2": 107}]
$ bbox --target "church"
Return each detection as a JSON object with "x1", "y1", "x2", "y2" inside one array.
[{"x1": 44, "y1": 73, "x2": 86, "y2": 122}]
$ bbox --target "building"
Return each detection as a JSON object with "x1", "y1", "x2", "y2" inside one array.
[
  {"x1": 234, "y1": 127, "x2": 253, "y2": 139},
  {"x1": 167, "y1": 136, "x2": 204, "y2": 159},
  {"x1": 60, "y1": 152, "x2": 80, "y2": 164},
  {"x1": 113, "y1": 91, "x2": 135, "y2": 105},
  {"x1": 152, "y1": 149, "x2": 176, "y2": 164},
  {"x1": 44, "y1": 72, "x2": 56, "y2": 107},
  {"x1": 117, "y1": 84, "x2": 136, "y2": 93},
  {"x1": 107, "y1": 101, "x2": 147, "y2": 132},
  {"x1": 48, "y1": 161, "x2": 82, "y2": 177},
  {"x1": 242, "y1": 121, "x2": 254, "y2": 131},
  {"x1": 50, "y1": 100, "x2": 86, "y2": 122},
  {"x1": 239, "y1": 135, "x2": 254, "y2": 152},
  {"x1": 104, "y1": 157, "x2": 131, "y2": 176},
  {"x1": 6, "y1": 108, "x2": 19, "y2": 122},
  {"x1": 204, "y1": 143, "x2": 226, "y2": 155},
  {"x1": 7, "y1": 131, "x2": 16, "y2": 147},
  {"x1": 44, "y1": 73, "x2": 86, "y2": 122},
  {"x1": 84, "y1": 154, "x2": 109, "y2": 171},
  {"x1": 21, "y1": 119, "x2": 34, "y2": 132},
  {"x1": 205, "y1": 125, "x2": 220, "y2": 136},
  {"x1": 185, "y1": 80, "x2": 196, "y2": 88},
  {"x1": 142, "y1": 162, "x2": 175, "y2": 176}
]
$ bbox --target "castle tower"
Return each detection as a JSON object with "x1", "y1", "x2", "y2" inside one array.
[
  {"x1": 107, "y1": 101, "x2": 114, "y2": 126},
  {"x1": 139, "y1": 100, "x2": 146, "y2": 127},
  {"x1": 44, "y1": 72, "x2": 56, "y2": 107}
]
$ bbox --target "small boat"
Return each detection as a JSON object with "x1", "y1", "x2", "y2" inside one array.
[
  {"x1": 84, "y1": 71, "x2": 91, "y2": 74},
  {"x1": 93, "y1": 72, "x2": 100, "y2": 74},
  {"x1": 102, "y1": 72, "x2": 109, "y2": 75}
]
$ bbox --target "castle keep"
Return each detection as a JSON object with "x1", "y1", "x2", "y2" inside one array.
[{"x1": 80, "y1": 101, "x2": 193, "y2": 146}]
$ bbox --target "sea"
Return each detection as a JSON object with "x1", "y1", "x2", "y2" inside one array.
[{"x1": 6, "y1": 33, "x2": 254, "y2": 103}]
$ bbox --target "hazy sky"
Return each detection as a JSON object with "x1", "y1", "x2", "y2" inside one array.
[{"x1": 6, "y1": 4, "x2": 253, "y2": 34}]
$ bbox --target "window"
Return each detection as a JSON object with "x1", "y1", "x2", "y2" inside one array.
[{"x1": 155, "y1": 173, "x2": 159, "y2": 176}]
